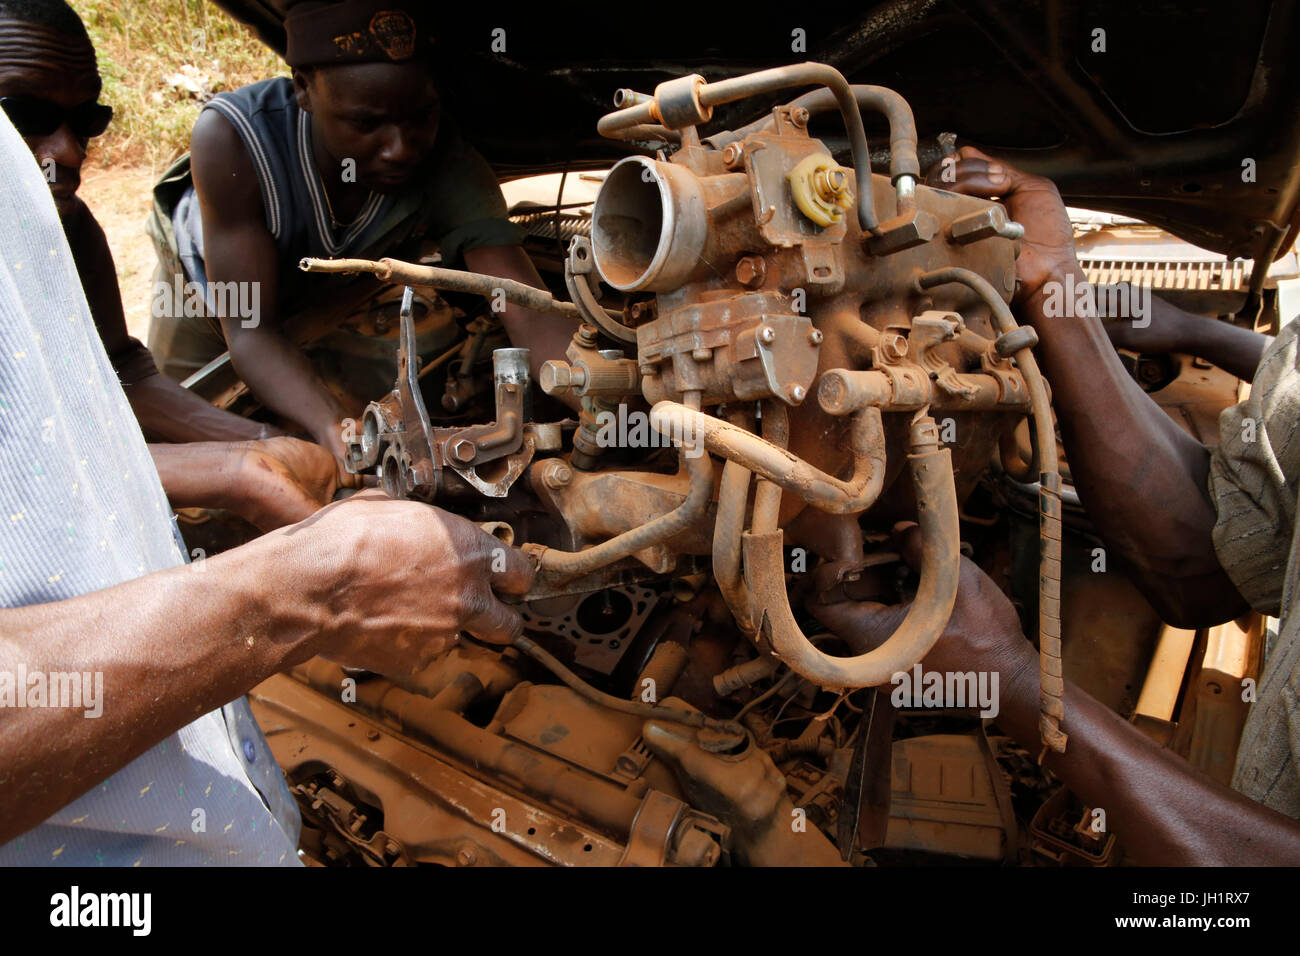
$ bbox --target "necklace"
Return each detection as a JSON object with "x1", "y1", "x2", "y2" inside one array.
[{"x1": 316, "y1": 164, "x2": 373, "y2": 232}]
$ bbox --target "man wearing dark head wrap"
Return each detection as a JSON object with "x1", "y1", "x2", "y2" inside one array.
[{"x1": 148, "y1": 0, "x2": 573, "y2": 468}]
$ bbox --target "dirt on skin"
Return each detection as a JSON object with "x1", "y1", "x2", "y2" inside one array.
[{"x1": 79, "y1": 163, "x2": 162, "y2": 343}]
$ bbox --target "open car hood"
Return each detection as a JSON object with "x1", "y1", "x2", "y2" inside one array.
[{"x1": 215, "y1": 0, "x2": 1300, "y2": 263}]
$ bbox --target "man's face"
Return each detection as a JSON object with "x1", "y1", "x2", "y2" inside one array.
[
  {"x1": 295, "y1": 60, "x2": 440, "y2": 193},
  {"x1": 0, "y1": 19, "x2": 103, "y2": 217}
]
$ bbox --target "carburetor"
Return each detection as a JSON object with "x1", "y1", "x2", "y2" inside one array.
[{"x1": 304, "y1": 61, "x2": 1067, "y2": 754}]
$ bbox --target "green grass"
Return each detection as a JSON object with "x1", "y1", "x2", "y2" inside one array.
[{"x1": 74, "y1": 0, "x2": 287, "y2": 171}]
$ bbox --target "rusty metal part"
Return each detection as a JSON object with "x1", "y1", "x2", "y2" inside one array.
[
  {"x1": 713, "y1": 655, "x2": 780, "y2": 697},
  {"x1": 714, "y1": 459, "x2": 758, "y2": 635},
  {"x1": 743, "y1": 415, "x2": 960, "y2": 692},
  {"x1": 563, "y1": 235, "x2": 639, "y2": 344},
  {"x1": 652, "y1": 402, "x2": 886, "y2": 515},
  {"x1": 525, "y1": 394, "x2": 715, "y2": 581},
  {"x1": 512, "y1": 635, "x2": 745, "y2": 743},
  {"x1": 916, "y1": 267, "x2": 1067, "y2": 754},
  {"x1": 636, "y1": 294, "x2": 822, "y2": 406},
  {"x1": 299, "y1": 256, "x2": 584, "y2": 318},
  {"x1": 597, "y1": 62, "x2": 879, "y2": 234}
]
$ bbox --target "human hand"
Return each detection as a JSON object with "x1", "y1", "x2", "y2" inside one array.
[
  {"x1": 808, "y1": 523, "x2": 1038, "y2": 688},
  {"x1": 926, "y1": 146, "x2": 1080, "y2": 303},
  {"x1": 234, "y1": 436, "x2": 359, "y2": 531},
  {"x1": 303, "y1": 492, "x2": 534, "y2": 677}
]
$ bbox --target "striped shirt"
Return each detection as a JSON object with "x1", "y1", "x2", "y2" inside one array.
[
  {"x1": 0, "y1": 111, "x2": 300, "y2": 865},
  {"x1": 1208, "y1": 319, "x2": 1300, "y2": 816}
]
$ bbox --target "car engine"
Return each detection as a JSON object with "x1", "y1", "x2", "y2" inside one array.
[{"x1": 221, "y1": 62, "x2": 1254, "y2": 866}]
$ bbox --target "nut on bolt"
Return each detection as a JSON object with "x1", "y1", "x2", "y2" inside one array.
[
  {"x1": 450, "y1": 439, "x2": 478, "y2": 464},
  {"x1": 722, "y1": 142, "x2": 744, "y2": 169},
  {"x1": 735, "y1": 255, "x2": 767, "y2": 289},
  {"x1": 541, "y1": 460, "x2": 573, "y2": 489}
]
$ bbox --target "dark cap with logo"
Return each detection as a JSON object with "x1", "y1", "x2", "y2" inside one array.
[{"x1": 284, "y1": 1, "x2": 434, "y2": 69}]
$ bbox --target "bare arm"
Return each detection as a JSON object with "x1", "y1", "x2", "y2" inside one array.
[
  {"x1": 934, "y1": 148, "x2": 1247, "y2": 627},
  {"x1": 0, "y1": 493, "x2": 533, "y2": 844},
  {"x1": 1104, "y1": 288, "x2": 1269, "y2": 382},
  {"x1": 189, "y1": 110, "x2": 356, "y2": 461},
  {"x1": 63, "y1": 197, "x2": 273, "y2": 443},
  {"x1": 813, "y1": 531, "x2": 1300, "y2": 865},
  {"x1": 149, "y1": 436, "x2": 353, "y2": 532}
]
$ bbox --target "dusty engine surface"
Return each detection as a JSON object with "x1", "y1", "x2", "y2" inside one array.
[{"x1": 244, "y1": 62, "x2": 1210, "y2": 866}]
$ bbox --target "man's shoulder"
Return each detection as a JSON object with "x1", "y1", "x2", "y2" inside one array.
[{"x1": 207, "y1": 76, "x2": 296, "y2": 121}]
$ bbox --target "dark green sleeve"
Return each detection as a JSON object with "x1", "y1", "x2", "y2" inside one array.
[{"x1": 422, "y1": 127, "x2": 526, "y2": 266}]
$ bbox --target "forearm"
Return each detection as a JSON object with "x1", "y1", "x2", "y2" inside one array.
[
  {"x1": 149, "y1": 442, "x2": 247, "y2": 513},
  {"x1": 227, "y1": 327, "x2": 353, "y2": 459},
  {"x1": 1106, "y1": 288, "x2": 1269, "y2": 381},
  {"x1": 1024, "y1": 268, "x2": 1246, "y2": 625},
  {"x1": 126, "y1": 371, "x2": 275, "y2": 443},
  {"x1": 0, "y1": 529, "x2": 334, "y2": 843},
  {"x1": 995, "y1": 643, "x2": 1300, "y2": 864}
]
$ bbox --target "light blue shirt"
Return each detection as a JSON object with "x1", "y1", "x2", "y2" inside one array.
[{"x1": 0, "y1": 111, "x2": 300, "y2": 865}]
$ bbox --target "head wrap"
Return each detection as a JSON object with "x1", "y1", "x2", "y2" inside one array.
[{"x1": 284, "y1": 1, "x2": 434, "y2": 69}]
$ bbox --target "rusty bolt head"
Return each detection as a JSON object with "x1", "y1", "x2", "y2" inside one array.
[
  {"x1": 735, "y1": 255, "x2": 767, "y2": 289},
  {"x1": 758, "y1": 325, "x2": 777, "y2": 345},
  {"x1": 542, "y1": 460, "x2": 573, "y2": 489},
  {"x1": 789, "y1": 384, "x2": 807, "y2": 402},
  {"x1": 456, "y1": 845, "x2": 477, "y2": 867},
  {"x1": 808, "y1": 329, "x2": 824, "y2": 345},
  {"x1": 451, "y1": 439, "x2": 478, "y2": 464},
  {"x1": 790, "y1": 106, "x2": 809, "y2": 128},
  {"x1": 576, "y1": 323, "x2": 600, "y2": 347},
  {"x1": 880, "y1": 331, "x2": 908, "y2": 362},
  {"x1": 722, "y1": 142, "x2": 744, "y2": 168}
]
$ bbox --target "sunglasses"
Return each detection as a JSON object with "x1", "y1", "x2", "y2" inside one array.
[{"x1": 0, "y1": 96, "x2": 113, "y2": 139}]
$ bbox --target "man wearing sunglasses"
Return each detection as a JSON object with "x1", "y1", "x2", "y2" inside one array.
[{"x1": 0, "y1": 0, "x2": 359, "y2": 531}]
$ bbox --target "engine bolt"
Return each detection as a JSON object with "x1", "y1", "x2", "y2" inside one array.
[
  {"x1": 722, "y1": 142, "x2": 745, "y2": 168},
  {"x1": 808, "y1": 329, "x2": 824, "y2": 345},
  {"x1": 451, "y1": 439, "x2": 477, "y2": 464},
  {"x1": 790, "y1": 106, "x2": 810, "y2": 128},
  {"x1": 542, "y1": 460, "x2": 573, "y2": 489},
  {"x1": 456, "y1": 845, "x2": 478, "y2": 867},
  {"x1": 789, "y1": 385, "x2": 807, "y2": 402},
  {"x1": 758, "y1": 325, "x2": 777, "y2": 345},
  {"x1": 735, "y1": 255, "x2": 767, "y2": 289}
]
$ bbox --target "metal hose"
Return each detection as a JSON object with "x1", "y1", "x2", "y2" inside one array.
[
  {"x1": 299, "y1": 256, "x2": 582, "y2": 318},
  {"x1": 732, "y1": 84, "x2": 920, "y2": 212},
  {"x1": 512, "y1": 635, "x2": 745, "y2": 742},
  {"x1": 651, "y1": 402, "x2": 886, "y2": 515},
  {"x1": 528, "y1": 393, "x2": 714, "y2": 579},
  {"x1": 916, "y1": 266, "x2": 1067, "y2": 755},
  {"x1": 742, "y1": 415, "x2": 961, "y2": 691}
]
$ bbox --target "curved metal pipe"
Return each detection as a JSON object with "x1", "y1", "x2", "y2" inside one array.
[
  {"x1": 743, "y1": 417, "x2": 961, "y2": 691},
  {"x1": 651, "y1": 402, "x2": 886, "y2": 515},
  {"x1": 734, "y1": 84, "x2": 920, "y2": 211},
  {"x1": 916, "y1": 266, "x2": 1067, "y2": 754},
  {"x1": 513, "y1": 636, "x2": 745, "y2": 742},
  {"x1": 597, "y1": 63, "x2": 878, "y2": 233},
  {"x1": 530, "y1": 394, "x2": 714, "y2": 579},
  {"x1": 714, "y1": 459, "x2": 758, "y2": 635}
]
